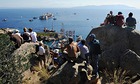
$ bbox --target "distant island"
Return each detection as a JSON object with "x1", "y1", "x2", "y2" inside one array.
[{"x1": 72, "y1": 5, "x2": 137, "y2": 9}]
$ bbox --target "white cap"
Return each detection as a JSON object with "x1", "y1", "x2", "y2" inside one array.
[{"x1": 53, "y1": 49, "x2": 59, "y2": 54}]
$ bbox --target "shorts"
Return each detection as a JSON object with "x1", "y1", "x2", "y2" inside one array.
[{"x1": 38, "y1": 55, "x2": 45, "y2": 61}]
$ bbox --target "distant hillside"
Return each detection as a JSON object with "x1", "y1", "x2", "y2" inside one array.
[{"x1": 73, "y1": 5, "x2": 137, "y2": 9}]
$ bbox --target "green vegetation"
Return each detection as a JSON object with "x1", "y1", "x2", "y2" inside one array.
[
  {"x1": 0, "y1": 34, "x2": 26, "y2": 84},
  {"x1": 37, "y1": 32, "x2": 58, "y2": 38}
]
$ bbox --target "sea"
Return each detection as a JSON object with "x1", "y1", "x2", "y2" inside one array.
[{"x1": 0, "y1": 8, "x2": 140, "y2": 39}]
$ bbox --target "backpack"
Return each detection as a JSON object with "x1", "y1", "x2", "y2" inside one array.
[
  {"x1": 91, "y1": 39, "x2": 102, "y2": 54},
  {"x1": 22, "y1": 32, "x2": 30, "y2": 41}
]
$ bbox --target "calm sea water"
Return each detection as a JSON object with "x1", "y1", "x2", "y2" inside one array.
[{"x1": 0, "y1": 8, "x2": 140, "y2": 39}]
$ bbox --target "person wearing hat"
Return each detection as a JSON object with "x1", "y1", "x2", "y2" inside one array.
[
  {"x1": 115, "y1": 11, "x2": 125, "y2": 27},
  {"x1": 8, "y1": 32, "x2": 23, "y2": 48},
  {"x1": 126, "y1": 12, "x2": 136, "y2": 29},
  {"x1": 88, "y1": 33, "x2": 101, "y2": 78},
  {"x1": 76, "y1": 35, "x2": 83, "y2": 45},
  {"x1": 37, "y1": 41, "x2": 46, "y2": 68}
]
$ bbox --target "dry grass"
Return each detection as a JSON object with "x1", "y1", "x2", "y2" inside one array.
[{"x1": 103, "y1": 68, "x2": 132, "y2": 84}]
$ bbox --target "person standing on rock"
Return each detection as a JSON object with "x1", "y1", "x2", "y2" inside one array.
[
  {"x1": 37, "y1": 41, "x2": 46, "y2": 69},
  {"x1": 88, "y1": 34, "x2": 101, "y2": 78},
  {"x1": 78, "y1": 39, "x2": 89, "y2": 63}
]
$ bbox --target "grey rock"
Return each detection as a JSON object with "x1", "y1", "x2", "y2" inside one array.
[{"x1": 86, "y1": 25, "x2": 140, "y2": 75}]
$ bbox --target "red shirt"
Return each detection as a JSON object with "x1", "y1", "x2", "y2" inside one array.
[{"x1": 115, "y1": 14, "x2": 124, "y2": 27}]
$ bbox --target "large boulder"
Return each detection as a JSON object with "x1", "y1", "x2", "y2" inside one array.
[
  {"x1": 120, "y1": 49, "x2": 140, "y2": 75},
  {"x1": 86, "y1": 25, "x2": 140, "y2": 75},
  {"x1": 47, "y1": 61, "x2": 87, "y2": 84}
]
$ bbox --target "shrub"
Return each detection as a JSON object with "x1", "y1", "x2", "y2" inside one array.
[{"x1": 0, "y1": 34, "x2": 24, "y2": 84}]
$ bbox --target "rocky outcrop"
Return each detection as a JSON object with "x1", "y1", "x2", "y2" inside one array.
[
  {"x1": 47, "y1": 61, "x2": 87, "y2": 84},
  {"x1": 12, "y1": 43, "x2": 37, "y2": 57},
  {"x1": 0, "y1": 28, "x2": 19, "y2": 34},
  {"x1": 86, "y1": 25, "x2": 140, "y2": 75}
]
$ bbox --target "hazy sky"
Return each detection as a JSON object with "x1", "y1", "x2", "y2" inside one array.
[{"x1": 0, "y1": 0, "x2": 140, "y2": 9}]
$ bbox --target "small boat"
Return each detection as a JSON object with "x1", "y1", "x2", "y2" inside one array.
[
  {"x1": 74, "y1": 13, "x2": 76, "y2": 15},
  {"x1": 33, "y1": 17, "x2": 38, "y2": 19},
  {"x1": 53, "y1": 18, "x2": 57, "y2": 20},
  {"x1": 2, "y1": 19, "x2": 7, "y2": 21},
  {"x1": 29, "y1": 19, "x2": 33, "y2": 22}
]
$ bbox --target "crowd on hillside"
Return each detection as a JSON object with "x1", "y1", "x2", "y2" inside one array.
[
  {"x1": 7, "y1": 26, "x2": 102, "y2": 81},
  {"x1": 5, "y1": 10, "x2": 139, "y2": 84},
  {"x1": 100, "y1": 11, "x2": 137, "y2": 29}
]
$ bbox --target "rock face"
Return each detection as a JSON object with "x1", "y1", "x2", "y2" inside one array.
[
  {"x1": 86, "y1": 25, "x2": 140, "y2": 75},
  {"x1": 12, "y1": 43, "x2": 37, "y2": 57},
  {"x1": 47, "y1": 61, "x2": 87, "y2": 84}
]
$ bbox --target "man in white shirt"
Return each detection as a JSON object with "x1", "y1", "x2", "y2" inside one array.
[
  {"x1": 79, "y1": 40, "x2": 89, "y2": 63},
  {"x1": 37, "y1": 42, "x2": 46, "y2": 68},
  {"x1": 28, "y1": 28, "x2": 37, "y2": 43}
]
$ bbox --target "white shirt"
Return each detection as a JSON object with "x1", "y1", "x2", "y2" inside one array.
[
  {"x1": 37, "y1": 46, "x2": 45, "y2": 55},
  {"x1": 79, "y1": 44, "x2": 89, "y2": 59},
  {"x1": 30, "y1": 32, "x2": 37, "y2": 42}
]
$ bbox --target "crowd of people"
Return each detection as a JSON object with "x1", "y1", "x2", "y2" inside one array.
[
  {"x1": 5, "y1": 10, "x2": 139, "y2": 83},
  {"x1": 100, "y1": 11, "x2": 137, "y2": 29},
  {"x1": 9, "y1": 11, "x2": 136, "y2": 81},
  {"x1": 61, "y1": 34, "x2": 101, "y2": 79},
  {"x1": 7, "y1": 26, "x2": 102, "y2": 80}
]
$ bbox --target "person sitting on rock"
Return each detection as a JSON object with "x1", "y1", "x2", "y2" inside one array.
[
  {"x1": 100, "y1": 14, "x2": 110, "y2": 26},
  {"x1": 22, "y1": 27, "x2": 30, "y2": 42},
  {"x1": 114, "y1": 12, "x2": 125, "y2": 27},
  {"x1": 50, "y1": 49, "x2": 60, "y2": 67},
  {"x1": 28, "y1": 28, "x2": 37, "y2": 43},
  {"x1": 108, "y1": 11, "x2": 115, "y2": 25},
  {"x1": 14, "y1": 30, "x2": 21, "y2": 36},
  {"x1": 8, "y1": 32, "x2": 23, "y2": 48},
  {"x1": 63, "y1": 37, "x2": 80, "y2": 62},
  {"x1": 125, "y1": 12, "x2": 136, "y2": 29}
]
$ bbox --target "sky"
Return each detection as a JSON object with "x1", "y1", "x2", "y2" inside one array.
[{"x1": 0, "y1": 0, "x2": 140, "y2": 9}]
